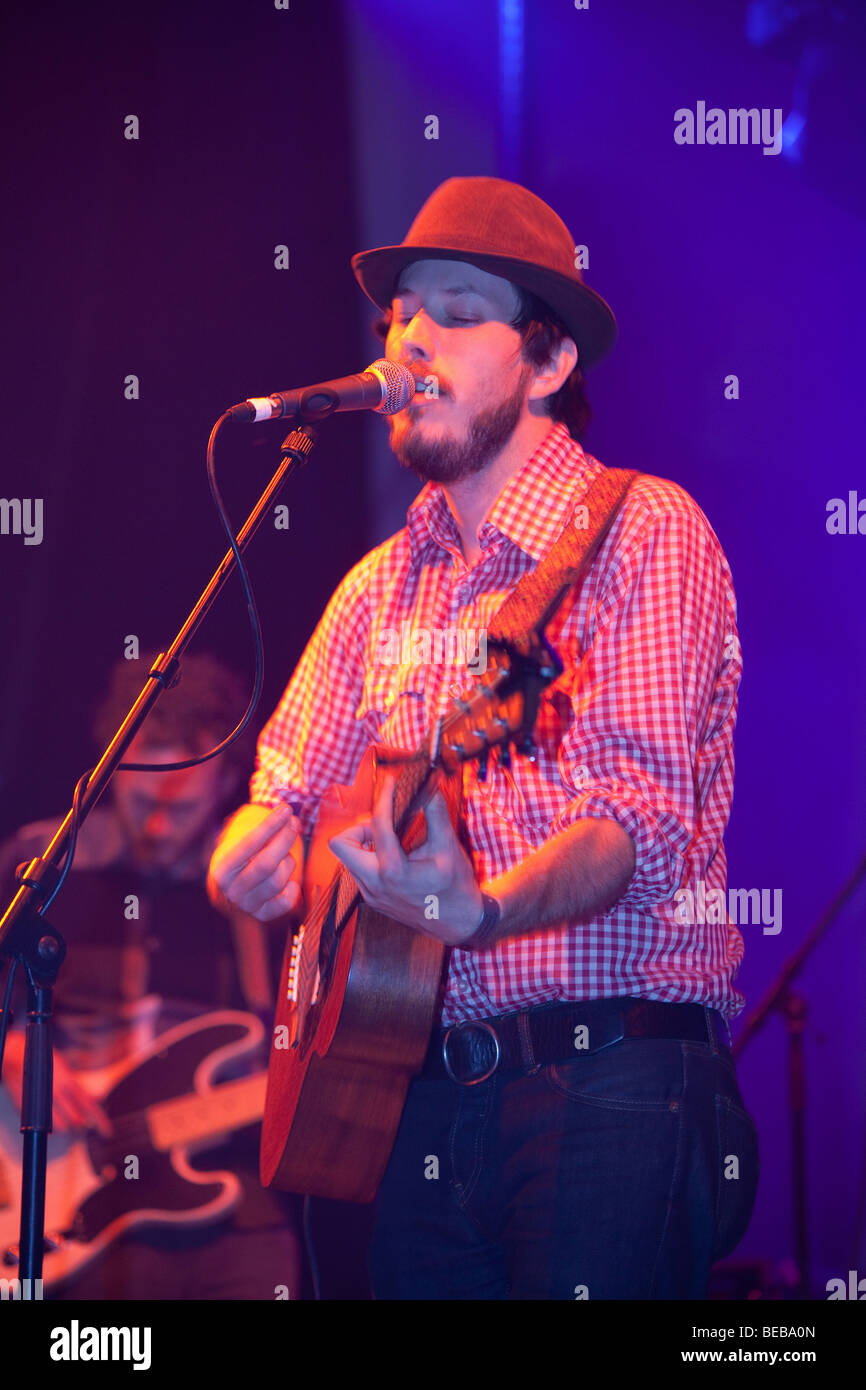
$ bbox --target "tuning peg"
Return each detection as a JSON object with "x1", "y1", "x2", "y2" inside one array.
[
  {"x1": 499, "y1": 743, "x2": 511, "y2": 770},
  {"x1": 476, "y1": 749, "x2": 489, "y2": 783}
]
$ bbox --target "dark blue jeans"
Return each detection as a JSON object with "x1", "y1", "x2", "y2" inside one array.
[{"x1": 369, "y1": 1027, "x2": 759, "y2": 1300}]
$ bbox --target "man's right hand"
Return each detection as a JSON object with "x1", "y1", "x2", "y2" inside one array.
[
  {"x1": 2, "y1": 1032, "x2": 111, "y2": 1135},
  {"x1": 207, "y1": 803, "x2": 303, "y2": 922}
]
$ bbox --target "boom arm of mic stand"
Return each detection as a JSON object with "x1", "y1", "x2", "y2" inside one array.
[
  {"x1": 732, "y1": 849, "x2": 866, "y2": 1058},
  {"x1": 0, "y1": 422, "x2": 317, "y2": 954},
  {"x1": 0, "y1": 418, "x2": 317, "y2": 1290},
  {"x1": 731, "y1": 847, "x2": 866, "y2": 1300}
]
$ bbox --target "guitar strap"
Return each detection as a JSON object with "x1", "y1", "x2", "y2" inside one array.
[
  {"x1": 444, "y1": 462, "x2": 638, "y2": 847},
  {"x1": 486, "y1": 465, "x2": 638, "y2": 646}
]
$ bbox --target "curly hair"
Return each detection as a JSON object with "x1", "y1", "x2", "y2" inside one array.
[
  {"x1": 507, "y1": 286, "x2": 592, "y2": 439},
  {"x1": 372, "y1": 282, "x2": 591, "y2": 440}
]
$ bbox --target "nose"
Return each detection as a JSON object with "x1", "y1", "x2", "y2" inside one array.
[
  {"x1": 394, "y1": 308, "x2": 435, "y2": 362},
  {"x1": 145, "y1": 808, "x2": 173, "y2": 840}
]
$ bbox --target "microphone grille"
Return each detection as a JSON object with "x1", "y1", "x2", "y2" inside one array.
[{"x1": 366, "y1": 358, "x2": 417, "y2": 415}]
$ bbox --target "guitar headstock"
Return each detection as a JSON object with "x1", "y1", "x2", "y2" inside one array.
[{"x1": 436, "y1": 631, "x2": 563, "y2": 776}]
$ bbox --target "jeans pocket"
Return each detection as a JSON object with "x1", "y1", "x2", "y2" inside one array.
[
  {"x1": 544, "y1": 1037, "x2": 685, "y2": 1110},
  {"x1": 713, "y1": 1093, "x2": 760, "y2": 1261}
]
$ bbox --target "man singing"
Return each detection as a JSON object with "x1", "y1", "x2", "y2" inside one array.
[{"x1": 209, "y1": 176, "x2": 759, "y2": 1300}]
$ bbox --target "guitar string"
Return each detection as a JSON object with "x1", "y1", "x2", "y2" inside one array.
[
  {"x1": 297, "y1": 662, "x2": 512, "y2": 946},
  {"x1": 289, "y1": 661, "x2": 515, "y2": 1041}
]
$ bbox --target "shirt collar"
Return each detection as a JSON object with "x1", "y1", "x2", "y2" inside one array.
[{"x1": 406, "y1": 422, "x2": 597, "y2": 565}]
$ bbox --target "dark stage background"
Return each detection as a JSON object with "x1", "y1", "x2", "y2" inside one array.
[
  {"x1": 1, "y1": 0, "x2": 865, "y2": 1302},
  {"x1": 0, "y1": 0, "x2": 367, "y2": 825}
]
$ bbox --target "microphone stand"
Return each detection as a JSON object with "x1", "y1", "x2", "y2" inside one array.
[
  {"x1": 732, "y1": 849, "x2": 866, "y2": 1299},
  {"x1": 0, "y1": 420, "x2": 317, "y2": 1296}
]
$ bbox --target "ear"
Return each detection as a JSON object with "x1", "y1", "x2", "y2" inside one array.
[{"x1": 526, "y1": 335, "x2": 578, "y2": 404}]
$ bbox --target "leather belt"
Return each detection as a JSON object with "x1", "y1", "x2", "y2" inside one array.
[{"x1": 421, "y1": 997, "x2": 732, "y2": 1086}]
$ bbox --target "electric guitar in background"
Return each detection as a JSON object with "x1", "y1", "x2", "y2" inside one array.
[{"x1": 0, "y1": 1010, "x2": 267, "y2": 1291}]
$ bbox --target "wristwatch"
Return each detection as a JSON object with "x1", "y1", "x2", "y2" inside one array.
[{"x1": 461, "y1": 892, "x2": 501, "y2": 951}]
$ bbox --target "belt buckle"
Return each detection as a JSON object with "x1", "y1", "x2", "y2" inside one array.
[{"x1": 441, "y1": 1019, "x2": 502, "y2": 1085}]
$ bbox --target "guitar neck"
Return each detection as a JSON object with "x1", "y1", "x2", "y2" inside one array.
[
  {"x1": 146, "y1": 1073, "x2": 267, "y2": 1151},
  {"x1": 391, "y1": 749, "x2": 440, "y2": 835}
]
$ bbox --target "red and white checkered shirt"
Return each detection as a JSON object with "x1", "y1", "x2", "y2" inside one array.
[{"x1": 252, "y1": 422, "x2": 745, "y2": 1023}]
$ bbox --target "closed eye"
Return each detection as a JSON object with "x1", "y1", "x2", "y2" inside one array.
[{"x1": 392, "y1": 312, "x2": 480, "y2": 327}]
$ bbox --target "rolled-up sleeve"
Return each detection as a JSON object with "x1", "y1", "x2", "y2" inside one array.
[{"x1": 550, "y1": 484, "x2": 741, "y2": 906}]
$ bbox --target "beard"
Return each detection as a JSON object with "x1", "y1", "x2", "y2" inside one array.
[{"x1": 387, "y1": 363, "x2": 532, "y2": 484}]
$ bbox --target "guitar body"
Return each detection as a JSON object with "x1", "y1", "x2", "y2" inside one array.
[
  {"x1": 261, "y1": 745, "x2": 448, "y2": 1203},
  {"x1": 0, "y1": 1011, "x2": 266, "y2": 1290},
  {"x1": 260, "y1": 634, "x2": 561, "y2": 1203}
]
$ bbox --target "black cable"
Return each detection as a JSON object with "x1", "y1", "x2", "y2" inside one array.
[
  {"x1": 39, "y1": 765, "x2": 92, "y2": 915},
  {"x1": 0, "y1": 956, "x2": 20, "y2": 1081},
  {"x1": 120, "y1": 411, "x2": 264, "y2": 772},
  {"x1": 32, "y1": 411, "x2": 267, "y2": 915},
  {"x1": 302, "y1": 1193, "x2": 322, "y2": 1301}
]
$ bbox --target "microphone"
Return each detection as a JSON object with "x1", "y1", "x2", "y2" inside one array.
[{"x1": 227, "y1": 359, "x2": 417, "y2": 423}]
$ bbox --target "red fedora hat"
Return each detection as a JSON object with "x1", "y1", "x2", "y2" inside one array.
[{"x1": 351, "y1": 176, "x2": 617, "y2": 369}]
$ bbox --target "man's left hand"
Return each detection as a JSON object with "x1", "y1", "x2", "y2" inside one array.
[{"x1": 328, "y1": 776, "x2": 483, "y2": 946}]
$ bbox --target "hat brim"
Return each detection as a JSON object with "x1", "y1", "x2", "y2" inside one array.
[{"x1": 351, "y1": 245, "x2": 617, "y2": 370}]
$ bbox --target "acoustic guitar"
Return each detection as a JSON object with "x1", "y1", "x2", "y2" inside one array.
[{"x1": 260, "y1": 632, "x2": 561, "y2": 1203}]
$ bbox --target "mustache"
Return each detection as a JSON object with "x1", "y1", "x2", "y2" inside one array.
[{"x1": 404, "y1": 368, "x2": 451, "y2": 398}]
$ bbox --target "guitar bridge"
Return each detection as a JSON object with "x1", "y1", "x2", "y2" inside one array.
[
  {"x1": 286, "y1": 926, "x2": 321, "y2": 1009},
  {"x1": 286, "y1": 927, "x2": 303, "y2": 1004},
  {"x1": 285, "y1": 923, "x2": 322, "y2": 1053}
]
